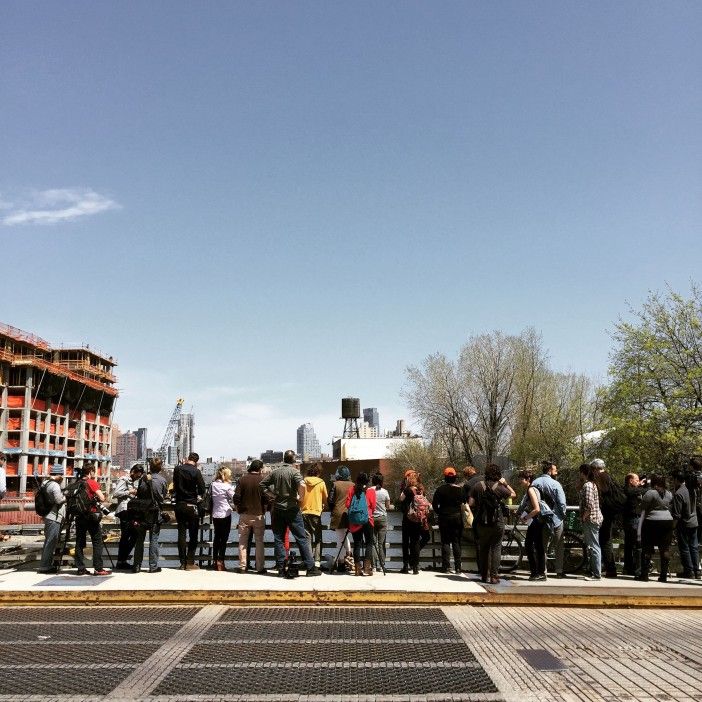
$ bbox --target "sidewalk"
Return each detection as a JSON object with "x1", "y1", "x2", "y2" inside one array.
[{"x1": 2, "y1": 565, "x2": 701, "y2": 607}]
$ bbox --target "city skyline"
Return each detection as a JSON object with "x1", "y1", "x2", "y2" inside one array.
[{"x1": 3, "y1": 3, "x2": 700, "y2": 458}]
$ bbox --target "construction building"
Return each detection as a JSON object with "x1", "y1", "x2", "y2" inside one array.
[{"x1": 0, "y1": 322, "x2": 117, "y2": 492}]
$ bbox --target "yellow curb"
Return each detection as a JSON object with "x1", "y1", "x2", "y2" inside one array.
[{"x1": 2, "y1": 589, "x2": 702, "y2": 608}]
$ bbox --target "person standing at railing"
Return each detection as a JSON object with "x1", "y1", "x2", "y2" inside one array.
[
  {"x1": 432, "y1": 467, "x2": 464, "y2": 574},
  {"x1": 327, "y1": 466, "x2": 353, "y2": 573},
  {"x1": 532, "y1": 461, "x2": 567, "y2": 579},
  {"x1": 623, "y1": 473, "x2": 644, "y2": 577},
  {"x1": 36, "y1": 464, "x2": 66, "y2": 573},
  {"x1": 113, "y1": 463, "x2": 144, "y2": 570},
  {"x1": 371, "y1": 473, "x2": 391, "y2": 572},
  {"x1": 517, "y1": 470, "x2": 554, "y2": 582},
  {"x1": 234, "y1": 459, "x2": 267, "y2": 573},
  {"x1": 470, "y1": 464, "x2": 515, "y2": 584},
  {"x1": 210, "y1": 466, "x2": 235, "y2": 572},
  {"x1": 173, "y1": 452, "x2": 206, "y2": 570},
  {"x1": 301, "y1": 464, "x2": 328, "y2": 570},
  {"x1": 579, "y1": 463, "x2": 603, "y2": 581},
  {"x1": 637, "y1": 474, "x2": 674, "y2": 582}
]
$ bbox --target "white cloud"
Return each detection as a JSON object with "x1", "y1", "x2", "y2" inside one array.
[{"x1": 1, "y1": 188, "x2": 119, "y2": 226}]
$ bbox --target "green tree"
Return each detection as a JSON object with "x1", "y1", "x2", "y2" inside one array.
[{"x1": 603, "y1": 285, "x2": 702, "y2": 473}]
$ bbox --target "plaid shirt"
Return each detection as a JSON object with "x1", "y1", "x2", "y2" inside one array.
[{"x1": 580, "y1": 481, "x2": 603, "y2": 526}]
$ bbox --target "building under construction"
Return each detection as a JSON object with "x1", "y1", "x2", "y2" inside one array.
[{"x1": 0, "y1": 322, "x2": 117, "y2": 492}]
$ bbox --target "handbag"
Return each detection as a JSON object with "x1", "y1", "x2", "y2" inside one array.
[
  {"x1": 461, "y1": 502, "x2": 474, "y2": 529},
  {"x1": 202, "y1": 484, "x2": 213, "y2": 515}
]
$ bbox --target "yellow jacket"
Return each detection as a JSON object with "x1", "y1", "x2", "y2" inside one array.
[{"x1": 301, "y1": 476, "x2": 328, "y2": 515}]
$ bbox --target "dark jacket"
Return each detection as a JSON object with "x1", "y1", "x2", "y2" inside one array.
[
  {"x1": 234, "y1": 472, "x2": 266, "y2": 516},
  {"x1": 173, "y1": 463, "x2": 206, "y2": 505}
]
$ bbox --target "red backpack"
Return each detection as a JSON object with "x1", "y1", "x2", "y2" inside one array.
[{"x1": 407, "y1": 491, "x2": 432, "y2": 525}]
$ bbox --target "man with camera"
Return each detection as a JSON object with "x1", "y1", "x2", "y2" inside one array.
[
  {"x1": 36, "y1": 464, "x2": 66, "y2": 574},
  {"x1": 113, "y1": 463, "x2": 145, "y2": 570},
  {"x1": 74, "y1": 462, "x2": 111, "y2": 576}
]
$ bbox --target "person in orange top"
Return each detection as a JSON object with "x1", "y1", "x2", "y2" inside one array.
[{"x1": 345, "y1": 472, "x2": 377, "y2": 576}]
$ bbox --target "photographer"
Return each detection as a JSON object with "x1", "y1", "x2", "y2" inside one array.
[
  {"x1": 74, "y1": 463, "x2": 110, "y2": 576},
  {"x1": 623, "y1": 473, "x2": 644, "y2": 577},
  {"x1": 129, "y1": 458, "x2": 168, "y2": 573},
  {"x1": 113, "y1": 464, "x2": 145, "y2": 570},
  {"x1": 36, "y1": 465, "x2": 66, "y2": 574}
]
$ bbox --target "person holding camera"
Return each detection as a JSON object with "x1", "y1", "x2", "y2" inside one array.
[
  {"x1": 129, "y1": 457, "x2": 168, "y2": 573},
  {"x1": 173, "y1": 452, "x2": 206, "y2": 570},
  {"x1": 74, "y1": 463, "x2": 110, "y2": 576},
  {"x1": 36, "y1": 464, "x2": 66, "y2": 574},
  {"x1": 113, "y1": 463, "x2": 145, "y2": 570}
]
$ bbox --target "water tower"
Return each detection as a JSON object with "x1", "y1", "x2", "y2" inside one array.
[{"x1": 341, "y1": 397, "x2": 361, "y2": 438}]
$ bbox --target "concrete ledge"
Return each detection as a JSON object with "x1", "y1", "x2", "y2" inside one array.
[{"x1": 1, "y1": 568, "x2": 702, "y2": 607}]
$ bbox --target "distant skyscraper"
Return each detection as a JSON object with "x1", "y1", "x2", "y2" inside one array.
[
  {"x1": 297, "y1": 423, "x2": 321, "y2": 461},
  {"x1": 363, "y1": 408, "x2": 380, "y2": 434},
  {"x1": 115, "y1": 430, "x2": 138, "y2": 469},
  {"x1": 134, "y1": 427, "x2": 147, "y2": 460},
  {"x1": 174, "y1": 413, "x2": 194, "y2": 463}
]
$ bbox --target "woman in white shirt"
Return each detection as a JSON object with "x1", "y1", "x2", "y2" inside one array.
[{"x1": 210, "y1": 467, "x2": 235, "y2": 571}]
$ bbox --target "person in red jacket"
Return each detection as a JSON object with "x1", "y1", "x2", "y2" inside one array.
[{"x1": 345, "y1": 472, "x2": 377, "y2": 576}]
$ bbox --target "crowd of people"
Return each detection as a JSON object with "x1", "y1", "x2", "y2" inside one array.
[{"x1": 32, "y1": 449, "x2": 702, "y2": 584}]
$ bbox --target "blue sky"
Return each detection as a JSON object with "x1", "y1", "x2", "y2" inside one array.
[{"x1": 2, "y1": 2, "x2": 700, "y2": 458}]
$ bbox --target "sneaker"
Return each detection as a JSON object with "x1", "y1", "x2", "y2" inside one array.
[
  {"x1": 533, "y1": 574, "x2": 547, "y2": 582},
  {"x1": 148, "y1": 567, "x2": 162, "y2": 573},
  {"x1": 306, "y1": 567, "x2": 323, "y2": 577},
  {"x1": 93, "y1": 569, "x2": 111, "y2": 576},
  {"x1": 76, "y1": 568, "x2": 90, "y2": 576},
  {"x1": 584, "y1": 575, "x2": 602, "y2": 581}
]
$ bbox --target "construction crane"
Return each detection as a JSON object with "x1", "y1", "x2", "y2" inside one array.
[{"x1": 155, "y1": 398, "x2": 184, "y2": 465}]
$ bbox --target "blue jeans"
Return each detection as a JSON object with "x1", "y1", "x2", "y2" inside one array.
[
  {"x1": 582, "y1": 521, "x2": 601, "y2": 578},
  {"x1": 677, "y1": 523, "x2": 700, "y2": 574},
  {"x1": 271, "y1": 508, "x2": 315, "y2": 570},
  {"x1": 39, "y1": 518, "x2": 62, "y2": 570}
]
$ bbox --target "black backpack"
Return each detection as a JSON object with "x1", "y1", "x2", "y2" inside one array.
[
  {"x1": 64, "y1": 479, "x2": 93, "y2": 518},
  {"x1": 127, "y1": 478, "x2": 158, "y2": 521},
  {"x1": 34, "y1": 481, "x2": 53, "y2": 517},
  {"x1": 477, "y1": 481, "x2": 502, "y2": 526},
  {"x1": 600, "y1": 474, "x2": 626, "y2": 515}
]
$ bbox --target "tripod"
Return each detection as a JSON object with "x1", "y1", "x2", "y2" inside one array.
[
  {"x1": 54, "y1": 511, "x2": 115, "y2": 574},
  {"x1": 330, "y1": 527, "x2": 386, "y2": 576}
]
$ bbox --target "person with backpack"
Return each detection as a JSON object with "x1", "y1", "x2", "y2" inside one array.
[
  {"x1": 517, "y1": 470, "x2": 554, "y2": 582},
  {"x1": 36, "y1": 464, "x2": 66, "y2": 574},
  {"x1": 112, "y1": 463, "x2": 145, "y2": 570},
  {"x1": 532, "y1": 461, "x2": 567, "y2": 578},
  {"x1": 470, "y1": 464, "x2": 516, "y2": 583},
  {"x1": 128, "y1": 468, "x2": 164, "y2": 574},
  {"x1": 432, "y1": 467, "x2": 465, "y2": 574},
  {"x1": 345, "y1": 472, "x2": 376, "y2": 576},
  {"x1": 637, "y1": 474, "x2": 674, "y2": 582},
  {"x1": 399, "y1": 470, "x2": 431, "y2": 574},
  {"x1": 592, "y1": 458, "x2": 624, "y2": 578},
  {"x1": 140, "y1": 456, "x2": 168, "y2": 573},
  {"x1": 71, "y1": 462, "x2": 110, "y2": 576}
]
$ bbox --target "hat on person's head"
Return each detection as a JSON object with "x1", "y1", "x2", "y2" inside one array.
[
  {"x1": 49, "y1": 464, "x2": 64, "y2": 476},
  {"x1": 443, "y1": 467, "x2": 456, "y2": 478},
  {"x1": 335, "y1": 465, "x2": 351, "y2": 481}
]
